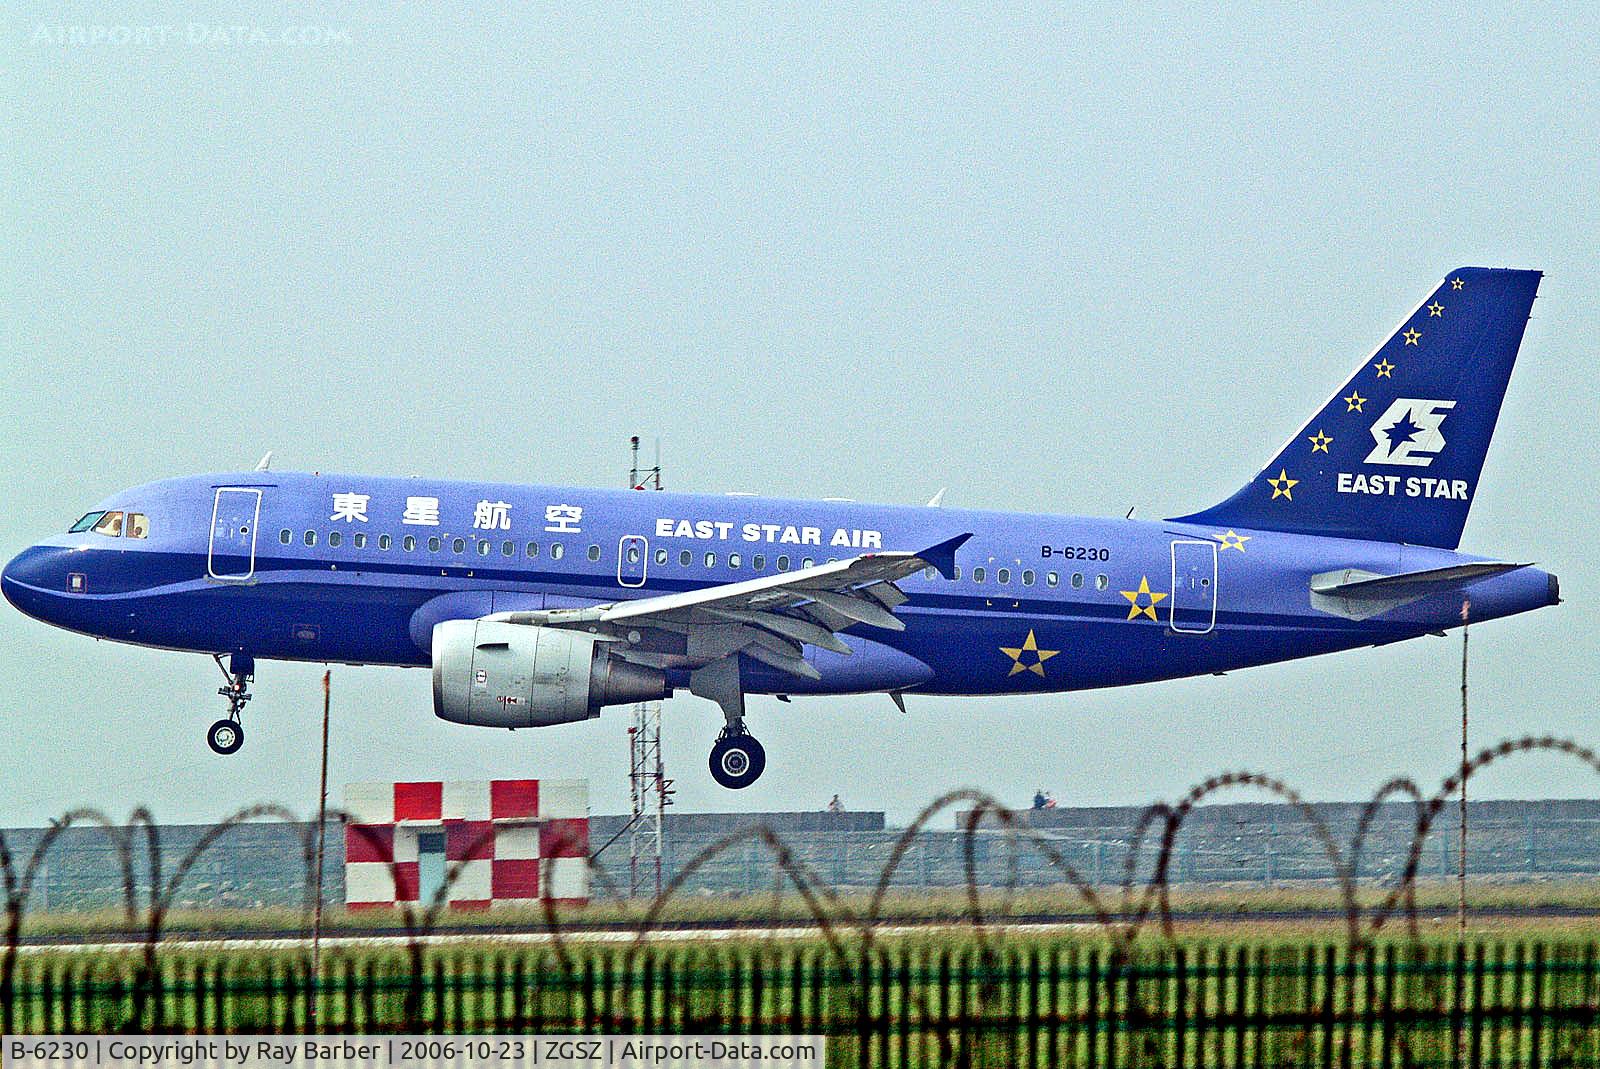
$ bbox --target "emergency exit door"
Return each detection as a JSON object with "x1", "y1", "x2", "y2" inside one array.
[
  {"x1": 208, "y1": 488, "x2": 261, "y2": 581},
  {"x1": 1169, "y1": 539, "x2": 1217, "y2": 634}
]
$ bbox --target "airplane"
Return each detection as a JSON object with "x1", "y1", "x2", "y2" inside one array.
[{"x1": 2, "y1": 268, "x2": 1558, "y2": 788}]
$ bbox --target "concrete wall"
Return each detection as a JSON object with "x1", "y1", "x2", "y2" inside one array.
[{"x1": 4, "y1": 798, "x2": 1597, "y2": 911}]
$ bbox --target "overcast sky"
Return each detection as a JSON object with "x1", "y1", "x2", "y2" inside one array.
[{"x1": 4, "y1": 6, "x2": 1598, "y2": 828}]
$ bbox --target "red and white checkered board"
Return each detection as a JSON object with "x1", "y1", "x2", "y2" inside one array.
[{"x1": 343, "y1": 778, "x2": 588, "y2": 909}]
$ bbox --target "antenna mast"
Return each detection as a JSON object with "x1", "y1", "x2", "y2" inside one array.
[
  {"x1": 629, "y1": 435, "x2": 664, "y2": 491},
  {"x1": 627, "y1": 434, "x2": 670, "y2": 897}
]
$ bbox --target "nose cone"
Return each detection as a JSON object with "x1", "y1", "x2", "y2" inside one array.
[{"x1": 2, "y1": 545, "x2": 71, "y2": 620}]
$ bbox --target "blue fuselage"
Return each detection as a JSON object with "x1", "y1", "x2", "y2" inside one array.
[{"x1": 1, "y1": 471, "x2": 1558, "y2": 696}]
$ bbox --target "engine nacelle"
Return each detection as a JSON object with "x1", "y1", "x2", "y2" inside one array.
[{"x1": 431, "y1": 619, "x2": 667, "y2": 728}]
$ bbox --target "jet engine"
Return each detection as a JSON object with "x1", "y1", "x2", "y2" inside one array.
[{"x1": 431, "y1": 619, "x2": 667, "y2": 728}]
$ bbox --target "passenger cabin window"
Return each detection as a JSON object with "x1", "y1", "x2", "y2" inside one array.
[
  {"x1": 403, "y1": 535, "x2": 416, "y2": 552},
  {"x1": 1046, "y1": 572, "x2": 1059, "y2": 587},
  {"x1": 427, "y1": 536, "x2": 441, "y2": 553},
  {"x1": 588, "y1": 544, "x2": 601, "y2": 561},
  {"x1": 776, "y1": 555, "x2": 790, "y2": 571},
  {"x1": 304, "y1": 530, "x2": 317, "y2": 547},
  {"x1": 1022, "y1": 569, "x2": 1035, "y2": 586},
  {"x1": 951, "y1": 566, "x2": 961, "y2": 580},
  {"x1": 923, "y1": 567, "x2": 936, "y2": 580},
  {"x1": 704, "y1": 551, "x2": 717, "y2": 567},
  {"x1": 997, "y1": 568, "x2": 1011, "y2": 584},
  {"x1": 328, "y1": 531, "x2": 342, "y2": 548},
  {"x1": 550, "y1": 543, "x2": 564, "y2": 560},
  {"x1": 972, "y1": 566, "x2": 986, "y2": 583},
  {"x1": 378, "y1": 535, "x2": 392, "y2": 551},
  {"x1": 126, "y1": 513, "x2": 149, "y2": 539},
  {"x1": 626, "y1": 544, "x2": 642, "y2": 564},
  {"x1": 477, "y1": 540, "x2": 491, "y2": 556},
  {"x1": 92, "y1": 512, "x2": 124, "y2": 537},
  {"x1": 526, "y1": 542, "x2": 539, "y2": 558},
  {"x1": 452, "y1": 538, "x2": 465, "y2": 554},
  {"x1": 279, "y1": 529, "x2": 292, "y2": 545},
  {"x1": 353, "y1": 533, "x2": 367, "y2": 549},
  {"x1": 801, "y1": 557, "x2": 814, "y2": 569},
  {"x1": 680, "y1": 550, "x2": 692, "y2": 566},
  {"x1": 1072, "y1": 573, "x2": 1084, "y2": 589},
  {"x1": 69, "y1": 512, "x2": 106, "y2": 534},
  {"x1": 654, "y1": 548, "x2": 667, "y2": 565},
  {"x1": 753, "y1": 554, "x2": 766, "y2": 570},
  {"x1": 502, "y1": 540, "x2": 514, "y2": 556},
  {"x1": 1096, "y1": 574, "x2": 1109, "y2": 590},
  {"x1": 729, "y1": 552, "x2": 741, "y2": 569}
]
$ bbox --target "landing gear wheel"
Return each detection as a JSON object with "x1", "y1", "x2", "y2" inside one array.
[
  {"x1": 709, "y1": 732, "x2": 765, "y2": 789},
  {"x1": 207, "y1": 719, "x2": 244, "y2": 755}
]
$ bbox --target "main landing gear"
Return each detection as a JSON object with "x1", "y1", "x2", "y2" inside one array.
[
  {"x1": 692, "y1": 656, "x2": 766, "y2": 789},
  {"x1": 709, "y1": 722, "x2": 765, "y2": 790},
  {"x1": 208, "y1": 653, "x2": 252, "y2": 755}
]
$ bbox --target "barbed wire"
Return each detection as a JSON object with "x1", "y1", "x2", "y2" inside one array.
[{"x1": 4, "y1": 733, "x2": 1600, "y2": 1054}]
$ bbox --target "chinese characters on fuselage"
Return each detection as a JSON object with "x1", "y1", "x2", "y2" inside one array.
[{"x1": 327, "y1": 494, "x2": 585, "y2": 533}]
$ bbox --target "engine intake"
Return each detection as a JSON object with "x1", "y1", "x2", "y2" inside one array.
[{"x1": 432, "y1": 620, "x2": 667, "y2": 728}]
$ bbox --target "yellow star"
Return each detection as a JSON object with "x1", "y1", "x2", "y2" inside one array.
[
  {"x1": 1451, "y1": 277, "x2": 1464, "y2": 290},
  {"x1": 1119, "y1": 576, "x2": 1168, "y2": 621},
  {"x1": 1307, "y1": 429, "x2": 1333, "y2": 453},
  {"x1": 998, "y1": 629, "x2": 1059, "y2": 677},
  {"x1": 1267, "y1": 468, "x2": 1298, "y2": 500},
  {"x1": 1403, "y1": 328, "x2": 1421, "y2": 345},
  {"x1": 1214, "y1": 529, "x2": 1251, "y2": 552},
  {"x1": 1344, "y1": 390, "x2": 1366, "y2": 412},
  {"x1": 1374, "y1": 359, "x2": 1394, "y2": 379},
  {"x1": 1427, "y1": 302, "x2": 1444, "y2": 317}
]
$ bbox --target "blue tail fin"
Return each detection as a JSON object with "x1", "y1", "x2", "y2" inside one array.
[{"x1": 1173, "y1": 267, "x2": 1541, "y2": 549}]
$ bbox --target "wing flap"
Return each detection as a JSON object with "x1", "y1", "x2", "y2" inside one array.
[{"x1": 487, "y1": 534, "x2": 971, "y2": 675}]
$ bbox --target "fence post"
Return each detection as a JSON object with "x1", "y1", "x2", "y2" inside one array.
[
  {"x1": 1026, "y1": 946, "x2": 1041, "y2": 1069},
  {"x1": 1171, "y1": 946, "x2": 1187, "y2": 1069},
  {"x1": 1085, "y1": 945, "x2": 1100, "y2": 1069},
  {"x1": 1378, "y1": 943, "x2": 1395, "y2": 1069},
  {"x1": 1530, "y1": 941, "x2": 1546, "y2": 1067}
]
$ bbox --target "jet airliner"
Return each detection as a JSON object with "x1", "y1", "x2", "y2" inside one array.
[{"x1": 2, "y1": 268, "x2": 1558, "y2": 787}]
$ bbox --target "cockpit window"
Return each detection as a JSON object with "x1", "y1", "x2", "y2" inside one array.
[
  {"x1": 69, "y1": 512, "x2": 106, "y2": 533},
  {"x1": 127, "y1": 513, "x2": 149, "y2": 539},
  {"x1": 91, "y1": 511, "x2": 125, "y2": 537}
]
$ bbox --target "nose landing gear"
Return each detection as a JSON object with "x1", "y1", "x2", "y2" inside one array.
[{"x1": 208, "y1": 653, "x2": 252, "y2": 755}]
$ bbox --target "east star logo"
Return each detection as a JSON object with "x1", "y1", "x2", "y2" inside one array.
[{"x1": 1364, "y1": 398, "x2": 1455, "y2": 467}]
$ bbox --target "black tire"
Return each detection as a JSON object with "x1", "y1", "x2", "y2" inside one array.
[
  {"x1": 207, "y1": 719, "x2": 244, "y2": 755},
  {"x1": 709, "y1": 733, "x2": 766, "y2": 789}
]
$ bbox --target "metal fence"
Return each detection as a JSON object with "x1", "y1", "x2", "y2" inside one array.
[{"x1": 7, "y1": 940, "x2": 1600, "y2": 1067}]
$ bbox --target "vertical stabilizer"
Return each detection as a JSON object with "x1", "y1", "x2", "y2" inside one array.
[{"x1": 1173, "y1": 268, "x2": 1541, "y2": 548}]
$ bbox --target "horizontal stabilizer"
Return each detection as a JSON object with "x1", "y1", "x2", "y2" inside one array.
[
  {"x1": 1310, "y1": 561, "x2": 1531, "y2": 621},
  {"x1": 1311, "y1": 561, "x2": 1531, "y2": 599}
]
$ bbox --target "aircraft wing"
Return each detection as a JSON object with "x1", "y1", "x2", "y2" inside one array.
[{"x1": 490, "y1": 533, "x2": 971, "y2": 679}]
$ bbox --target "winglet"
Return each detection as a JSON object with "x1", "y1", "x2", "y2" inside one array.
[
  {"x1": 916, "y1": 533, "x2": 972, "y2": 579},
  {"x1": 254, "y1": 451, "x2": 273, "y2": 472},
  {"x1": 926, "y1": 488, "x2": 947, "y2": 508}
]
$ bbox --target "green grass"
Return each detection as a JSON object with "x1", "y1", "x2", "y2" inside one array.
[{"x1": 13, "y1": 877, "x2": 1600, "y2": 943}]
